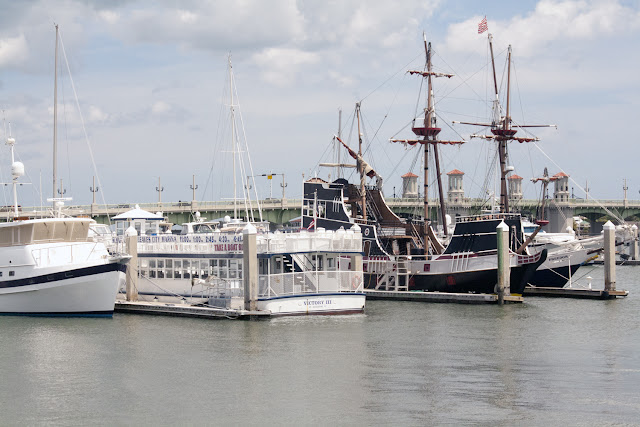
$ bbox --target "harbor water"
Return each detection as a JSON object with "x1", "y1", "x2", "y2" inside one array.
[{"x1": 1, "y1": 265, "x2": 639, "y2": 425}]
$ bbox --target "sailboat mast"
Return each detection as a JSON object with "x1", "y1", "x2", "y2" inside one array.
[
  {"x1": 356, "y1": 103, "x2": 366, "y2": 221},
  {"x1": 337, "y1": 108, "x2": 342, "y2": 179},
  {"x1": 52, "y1": 24, "x2": 59, "y2": 206},
  {"x1": 229, "y1": 56, "x2": 237, "y2": 219}
]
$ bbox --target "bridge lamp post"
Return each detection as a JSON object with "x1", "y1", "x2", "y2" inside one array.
[{"x1": 156, "y1": 177, "x2": 164, "y2": 206}]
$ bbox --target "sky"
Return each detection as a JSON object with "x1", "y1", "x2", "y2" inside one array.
[{"x1": 0, "y1": 0, "x2": 639, "y2": 208}]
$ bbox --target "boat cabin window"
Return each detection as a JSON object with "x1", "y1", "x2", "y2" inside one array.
[
  {"x1": 219, "y1": 259, "x2": 228, "y2": 278},
  {"x1": 259, "y1": 259, "x2": 268, "y2": 275},
  {"x1": 272, "y1": 256, "x2": 282, "y2": 274},
  {"x1": 193, "y1": 224, "x2": 215, "y2": 234},
  {"x1": 311, "y1": 255, "x2": 324, "y2": 271}
]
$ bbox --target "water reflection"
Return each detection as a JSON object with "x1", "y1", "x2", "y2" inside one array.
[{"x1": 0, "y1": 266, "x2": 637, "y2": 424}]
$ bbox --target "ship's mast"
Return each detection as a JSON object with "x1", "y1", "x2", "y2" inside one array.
[
  {"x1": 425, "y1": 40, "x2": 449, "y2": 238},
  {"x1": 488, "y1": 35, "x2": 511, "y2": 213},
  {"x1": 424, "y1": 37, "x2": 432, "y2": 241},
  {"x1": 531, "y1": 167, "x2": 556, "y2": 224},
  {"x1": 454, "y1": 33, "x2": 555, "y2": 214},
  {"x1": 356, "y1": 103, "x2": 366, "y2": 221},
  {"x1": 52, "y1": 24, "x2": 59, "y2": 208},
  {"x1": 391, "y1": 33, "x2": 464, "y2": 254}
]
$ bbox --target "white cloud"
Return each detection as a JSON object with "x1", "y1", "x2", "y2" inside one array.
[
  {"x1": 252, "y1": 48, "x2": 320, "y2": 86},
  {"x1": 98, "y1": 10, "x2": 120, "y2": 25},
  {"x1": 88, "y1": 105, "x2": 109, "y2": 123},
  {"x1": 0, "y1": 34, "x2": 29, "y2": 68},
  {"x1": 103, "y1": 1, "x2": 304, "y2": 51},
  {"x1": 151, "y1": 101, "x2": 171, "y2": 114},
  {"x1": 445, "y1": 0, "x2": 640, "y2": 57}
]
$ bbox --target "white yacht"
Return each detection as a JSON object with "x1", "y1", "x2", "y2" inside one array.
[
  {"x1": 0, "y1": 217, "x2": 129, "y2": 316},
  {"x1": 0, "y1": 138, "x2": 128, "y2": 316}
]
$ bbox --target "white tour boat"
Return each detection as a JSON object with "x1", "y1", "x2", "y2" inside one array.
[{"x1": 112, "y1": 209, "x2": 366, "y2": 316}]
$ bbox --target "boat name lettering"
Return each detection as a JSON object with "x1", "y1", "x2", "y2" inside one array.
[
  {"x1": 214, "y1": 243, "x2": 242, "y2": 251},
  {"x1": 304, "y1": 299, "x2": 333, "y2": 306}
]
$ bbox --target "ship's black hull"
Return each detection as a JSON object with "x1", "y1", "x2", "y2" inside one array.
[
  {"x1": 364, "y1": 251, "x2": 545, "y2": 295},
  {"x1": 528, "y1": 263, "x2": 582, "y2": 288}
]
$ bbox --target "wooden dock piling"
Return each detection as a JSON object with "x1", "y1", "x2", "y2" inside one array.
[
  {"x1": 125, "y1": 226, "x2": 138, "y2": 302},
  {"x1": 243, "y1": 223, "x2": 258, "y2": 312},
  {"x1": 496, "y1": 221, "x2": 510, "y2": 305},
  {"x1": 604, "y1": 221, "x2": 616, "y2": 292}
]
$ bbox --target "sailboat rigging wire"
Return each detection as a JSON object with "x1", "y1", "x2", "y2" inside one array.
[
  {"x1": 359, "y1": 52, "x2": 422, "y2": 103},
  {"x1": 58, "y1": 33, "x2": 112, "y2": 225},
  {"x1": 203, "y1": 72, "x2": 230, "y2": 202},
  {"x1": 530, "y1": 140, "x2": 624, "y2": 223},
  {"x1": 232, "y1": 70, "x2": 263, "y2": 221},
  {"x1": 433, "y1": 46, "x2": 508, "y2": 118},
  {"x1": 60, "y1": 63, "x2": 73, "y2": 198}
]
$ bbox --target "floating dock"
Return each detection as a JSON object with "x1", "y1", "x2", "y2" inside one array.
[
  {"x1": 591, "y1": 260, "x2": 640, "y2": 266},
  {"x1": 114, "y1": 300, "x2": 271, "y2": 320},
  {"x1": 364, "y1": 289, "x2": 523, "y2": 304},
  {"x1": 523, "y1": 286, "x2": 628, "y2": 299}
]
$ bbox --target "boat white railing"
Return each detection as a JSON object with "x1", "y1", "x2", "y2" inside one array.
[
  {"x1": 196, "y1": 270, "x2": 363, "y2": 302},
  {"x1": 256, "y1": 228, "x2": 362, "y2": 254},
  {"x1": 113, "y1": 227, "x2": 363, "y2": 256},
  {"x1": 258, "y1": 270, "x2": 363, "y2": 298}
]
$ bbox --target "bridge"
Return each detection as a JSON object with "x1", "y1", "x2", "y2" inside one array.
[{"x1": 5, "y1": 196, "x2": 639, "y2": 233}]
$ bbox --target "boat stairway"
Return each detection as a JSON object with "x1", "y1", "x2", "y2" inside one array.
[{"x1": 374, "y1": 258, "x2": 410, "y2": 291}]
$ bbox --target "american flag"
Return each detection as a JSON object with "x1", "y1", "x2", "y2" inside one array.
[
  {"x1": 478, "y1": 16, "x2": 488, "y2": 34},
  {"x1": 307, "y1": 219, "x2": 315, "y2": 230}
]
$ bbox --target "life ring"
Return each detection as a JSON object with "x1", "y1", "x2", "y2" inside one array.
[{"x1": 351, "y1": 274, "x2": 361, "y2": 290}]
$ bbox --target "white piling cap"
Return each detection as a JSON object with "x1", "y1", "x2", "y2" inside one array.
[
  {"x1": 243, "y1": 222, "x2": 257, "y2": 235},
  {"x1": 603, "y1": 220, "x2": 615, "y2": 230},
  {"x1": 125, "y1": 225, "x2": 138, "y2": 237},
  {"x1": 632, "y1": 224, "x2": 638, "y2": 231},
  {"x1": 496, "y1": 221, "x2": 508, "y2": 231}
]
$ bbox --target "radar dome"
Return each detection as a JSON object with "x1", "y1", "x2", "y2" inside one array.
[{"x1": 12, "y1": 161, "x2": 24, "y2": 178}]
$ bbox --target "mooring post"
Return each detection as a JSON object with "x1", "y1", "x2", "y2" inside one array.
[
  {"x1": 603, "y1": 220, "x2": 616, "y2": 292},
  {"x1": 243, "y1": 222, "x2": 258, "y2": 311},
  {"x1": 350, "y1": 224, "x2": 363, "y2": 291},
  {"x1": 631, "y1": 224, "x2": 639, "y2": 261},
  {"x1": 496, "y1": 221, "x2": 510, "y2": 305},
  {"x1": 125, "y1": 226, "x2": 138, "y2": 302}
]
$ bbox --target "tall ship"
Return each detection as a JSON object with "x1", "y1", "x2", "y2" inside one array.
[{"x1": 304, "y1": 34, "x2": 546, "y2": 295}]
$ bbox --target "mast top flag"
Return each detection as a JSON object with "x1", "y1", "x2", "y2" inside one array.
[{"x1": 478, "y1": 16, "x2": 488, "y2": 34}]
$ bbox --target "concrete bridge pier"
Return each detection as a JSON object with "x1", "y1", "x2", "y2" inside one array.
[{"x1": 547, "y1": 206, "x2": 575, "y2": 233}]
